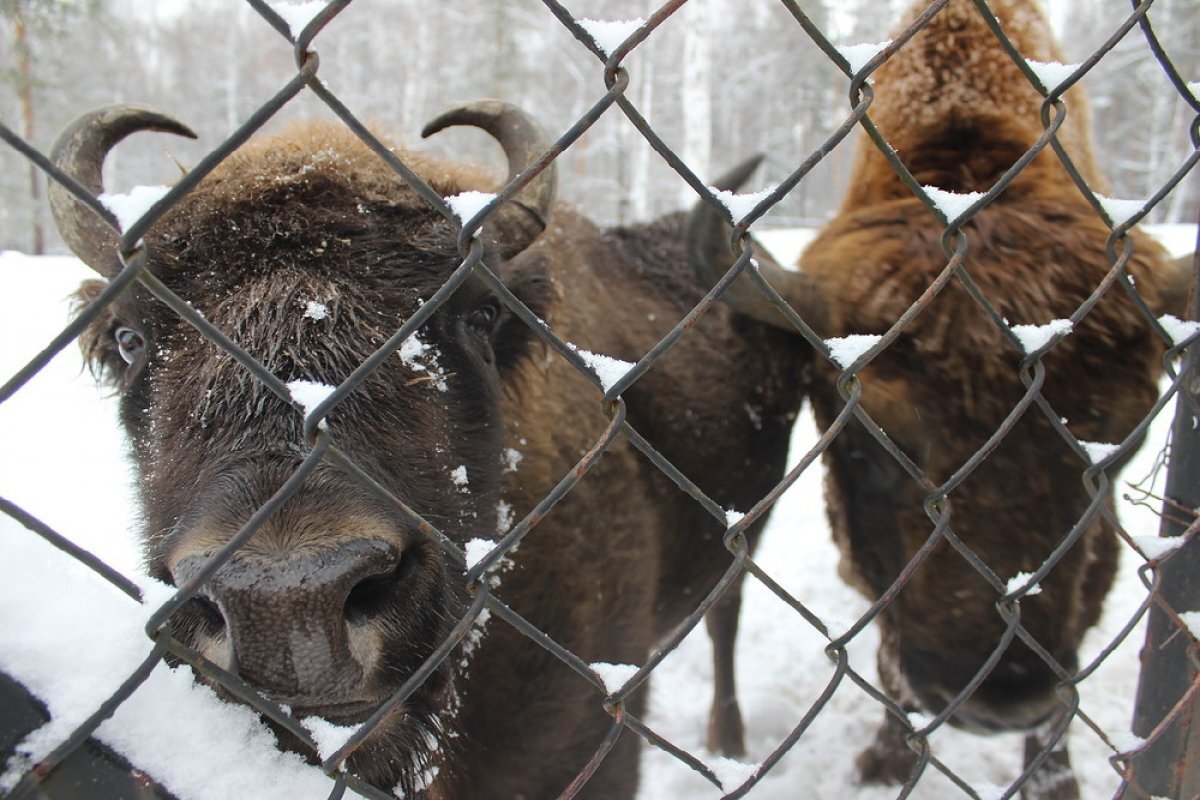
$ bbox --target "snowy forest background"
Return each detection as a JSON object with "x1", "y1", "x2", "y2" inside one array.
[{"x1": 1, "y1": 0, "x2": 1198, "y2": 255}]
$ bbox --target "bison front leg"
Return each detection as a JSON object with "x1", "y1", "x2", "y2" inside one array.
[
  {"x1": 1020, "y1": 719, "x2": 1079, "y2": 800},
  {"x1": 855, "y1": 709, "x2": 920, "y2": 785},
  {"x1": 857, "y1": 637, "x2": 920, "y2": 785},
  {"x1": 705, "y1": 586, "x2": 746, "y2": 757}
]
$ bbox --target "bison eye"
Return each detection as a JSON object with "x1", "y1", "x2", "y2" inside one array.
[
  {"x1": 466, "y1": 304, "x2": 499, "y2": 339},
  {"x1": 114, "y1": 326, "x2": 145, "y2": 365}
]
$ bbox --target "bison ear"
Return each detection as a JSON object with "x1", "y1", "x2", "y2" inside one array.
[{"x1": 492, "y1": 255, "x2": 552, "y2": 373}]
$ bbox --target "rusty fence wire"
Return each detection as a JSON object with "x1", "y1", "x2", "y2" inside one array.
[{"x1": 1, "y1": 0, "x2": 1198, "y2": 798}]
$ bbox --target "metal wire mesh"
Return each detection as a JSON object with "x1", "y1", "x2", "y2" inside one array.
[{"x1": 1, "y1": 1, "x2": 1197, "y2": 798}]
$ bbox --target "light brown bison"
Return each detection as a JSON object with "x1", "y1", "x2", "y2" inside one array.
[
  {"x1": 49, "y1": 103, "x2": 806, "y2": 797},
  {"x1": 694, "y1": 1, "x2": 1187, "y2": 798}
]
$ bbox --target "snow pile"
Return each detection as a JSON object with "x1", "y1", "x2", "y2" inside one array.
[
  {"x1": 495, "y1": 500, "x2": 515, "y2": 534},
  {"x1": 1131, "y1": 535, "x2": 1182, "y2": 560},
  {"x1": 286, "y1": 379, "x2": 336, "y2": 429},
  {"x1": 450, "y1": 465, "x2": 469, "y2": 492},
  {"x1": 501, "y1": 447, "x2": 523, "y2": 473},
  {"x1": 464, "y1": 538, "x2": 495, "y2": 571},
  {"x1": 836, "y1": 40, "x2": 892, "y2": 74},
  {"x1": 1107, "y1": 730, "x2": 1146, "y2": 754},
  {"x1": 708, "y1": 756, "x2": 757, "y2": 791},
  {"x1": 99, "y1": 185, "x2": 171, "y2": 232},
  {"x1": 906, "y1": 711, "x2": 936, "y2": 732},
  {"x1": 299, "y1": 716, "x2": 357, "y2": 762},
  {"x1": 1158, "y1": 314, "x2": 1200, "y2": 346},
  {"x1": 578, "y1": 18, "x2": 644, "y2": 57},
  {"x1": 0, "y1": 524, "x2": 351, "y2": 799},
  {"x1": 708, "y1": 186, "x2": 774, "y2": 221},
  {"x1": 1026, "y1": 59, "x2": 1079, "y2": 91},
  {"x1": 825, "y1": 333, "x2": 881, "y2": 368},
  {"x1": 1005, "y1": 571, "x2": 1043, "y2": 597},
  {"x1": 269, "y1": 1, "x2": 327, "y2": 37},
  {"x1": 444, "y1": 191, "x2": 497, "y2": 234},
  {"x1": 724, "y1": 508, "x2": 746, "y2": 527},
  {"x1": 461, "y1": 537, "x2": 513, "y2": 590},
  {"x1": 1079, "y1": 440, "x2": 1121, "y2": 464},
  {"x1": 398, "y1": 332, "x2": 449, "y2": 391},
  {"x1": 1011, "y1": 318, "x2": 1072, "y2": 353},
  {"x1": 303, "y1": 300, "x2": 328, "y2": 321},
  {"x1": 922, "y1": 185, "x2": 986, "y2": 222},
  {"x1": 573, "y1": 347, "x2": 634, "y2": 393},
  {"x1": 590, "y1": 662, "x2": 639, "y2": 694},
  {"x1": 1096, "y1": 194, "x2": 1146, "y2": 227},
  {"x1": 816, "y1": 608, "x2": 859, "y2": 639}
]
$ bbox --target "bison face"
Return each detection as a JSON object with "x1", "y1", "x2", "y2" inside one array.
[
  {"x1": 79, "y1": 244, "x2": 538, "y2": 789},
  {"x1": 54, "y1": 103, "x2": 555, "y2": 792}
]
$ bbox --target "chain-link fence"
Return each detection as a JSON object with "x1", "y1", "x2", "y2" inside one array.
[{"x1": 1, "y1": 0, "x2": 1198, "y2": 798}]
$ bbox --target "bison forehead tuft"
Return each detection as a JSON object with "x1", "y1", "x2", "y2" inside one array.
[
  {"x1": 147, "y1": 122, "x2": 499, "y2": 299},
  {"x1": 189, "y1": 121, "x2": 496, "y2": 212}
]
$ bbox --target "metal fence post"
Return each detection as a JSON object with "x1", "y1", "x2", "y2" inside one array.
[{"x1": 1131, "y1": 239, "x2": 1200, "y2": 798}]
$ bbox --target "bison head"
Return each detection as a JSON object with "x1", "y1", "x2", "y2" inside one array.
[{"x1": 49, "y1": 102, "x2": 556, "y2": 791}]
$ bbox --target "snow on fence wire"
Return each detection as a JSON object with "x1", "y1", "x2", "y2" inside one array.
[{"x1": 0, "y1": 0, "x2": 1198, "y2": 799}]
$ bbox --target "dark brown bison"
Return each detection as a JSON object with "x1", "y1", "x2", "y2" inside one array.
[
  {"x1": 48, "y1": 103, "x2": 806, "y2": 797},
  {"x1": 694, "y1": 1, "x2": 1186, "y2": 798}
]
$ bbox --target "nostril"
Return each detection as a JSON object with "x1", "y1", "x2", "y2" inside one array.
[
  {"x1": 344, "y1": 552, "x2": 412, "y2": 624},
  {"x1": 183, "y1": 593, "x2": 226, "y2": 634}
]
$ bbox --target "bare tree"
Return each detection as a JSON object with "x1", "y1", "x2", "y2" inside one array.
[
  {"x1": 3, "y1": 1, "x2": 45, "y2": 253},
  {"x1": 1, "y1": 0, "x2": 116, "y2": 252},
  {"x1": 0, "y1": 0, "x2": 1192, "y2": 252}
]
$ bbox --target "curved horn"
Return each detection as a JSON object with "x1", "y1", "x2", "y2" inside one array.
[
  {"x1": 688, "y1": 156, "x2": 828, "y2": 335},
  {"x1": 422, "y1": 100, "x2": 556, "y2": 257},
  {"x1": 49, "y1": 104, "x2": 196, "y2": 273}
]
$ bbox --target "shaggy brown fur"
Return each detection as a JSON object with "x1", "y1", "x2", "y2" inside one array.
[
  {"x1": 749, "y1": 2, "x2": 1172, "y2": 798},
  {"x1": 63, "y1": 116, "x2": 805, "y2": 798}
]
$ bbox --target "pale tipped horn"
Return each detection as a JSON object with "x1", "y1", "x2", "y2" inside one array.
[
  {"x1": 49, "y1": 104, "x2": 196, "y2": 273},
  {"x1": 422, "y1": 100, "x2": 556, "y2": 258},
  {"x1": 688, "y1": 156, "x2": 828, "y2": 334}
]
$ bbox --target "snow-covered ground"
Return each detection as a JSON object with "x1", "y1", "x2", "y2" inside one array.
[{"x1": 0, "y1": 225, "x2": 1194, "y2": 798}]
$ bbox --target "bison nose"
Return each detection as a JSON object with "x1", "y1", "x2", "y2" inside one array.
[{"x1": 175, "y1": 539, "x2": 403, "y2": 702}]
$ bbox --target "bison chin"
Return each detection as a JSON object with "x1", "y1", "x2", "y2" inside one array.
[{"x1": 265, "y1": 690, "x2": 455, "y2": 796}]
